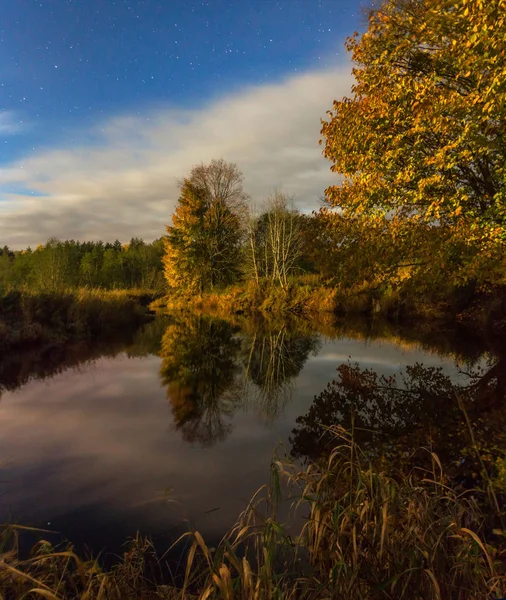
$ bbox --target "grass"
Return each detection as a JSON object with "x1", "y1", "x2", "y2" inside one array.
[
  {"x1": 162, "y1": 278, "x2": 340, "y2": 317},
  {"x1": 158, "y1": 276, "x2": 506, "y2": 337},
  {"x1": 2, "y1": 428, "x2": 505, "y2": 599},
  {"x1": 0, "y1": 288, "x2": 150, "y2": 351}
]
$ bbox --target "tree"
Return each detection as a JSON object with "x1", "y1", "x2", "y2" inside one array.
[
  {"x1": 185, "y1": 158, "x2": 249, "y2": 214},
  {"x1": 0, "y1": 238, "x2": 164, "y2": 292},
  {"x1": 163, "y1": 160, "x2": 247, "y2": 292},
  {"x1": 308, "y1": 208, "x2": 438, "y2": 287},
  {"x1": 163, "y1": 180, "x2": 212, "y2": 292},
  {"x1": 321, "y1": 0, "x2": 506, "y2": 285},
  {"x1": 246, "y1": 191, "x2": 304, "y2": 289}
]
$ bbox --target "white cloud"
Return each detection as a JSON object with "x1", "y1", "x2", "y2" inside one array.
[
  {"x1": 0, "y1": 64, "x2": 353, "y2": 248},
  {"x1": 0, "y1": 111, "x2": 23, "y2": 135}
]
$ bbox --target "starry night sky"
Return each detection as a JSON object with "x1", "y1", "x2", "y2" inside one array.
[{"x1": 0, "y1": 0, "x2": 363, "y2": 247}]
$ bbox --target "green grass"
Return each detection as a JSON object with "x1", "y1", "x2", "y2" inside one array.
[{"x1": 2, "y1": 428, "x2": 505, "y2": 599}]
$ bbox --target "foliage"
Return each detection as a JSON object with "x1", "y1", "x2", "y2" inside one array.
[
  {"x1": 321, "y1": 0, "x2": 506, "y2": 287},
  {"x1": 0, "y1": 237, "x2": 165, "y2": 293},
  {"x1": 163, "y1": 160, "x2": 247, "y2": 293},
  {"x1": 163, "y1": 181, "x2": 211, "y2": 293}
]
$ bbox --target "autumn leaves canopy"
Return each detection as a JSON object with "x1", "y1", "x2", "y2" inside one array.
[
  {"x1": 320, "y1": 0, "x2": 506, "y2": 288},
  {"x1": 164, "y1": 0, "x2": 506, "y2": 295}
]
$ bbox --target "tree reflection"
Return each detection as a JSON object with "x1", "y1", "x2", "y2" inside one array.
[
  {"x1": 242, "y1": 323, "x2": 320, "y2": 421},
  {"x1": 160, "y1": 315, "x2": 242, "y2": 446},
  {"x1": 158, "y1": 314, "x2": 320, "y2": 443},
  {"x1": 0, "y1": 337, "x2": 133, "y2": 399},
  {"x1": 291, "y1": 354, "x2": 506, "y2": 483}
]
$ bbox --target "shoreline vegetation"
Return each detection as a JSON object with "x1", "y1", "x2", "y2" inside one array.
[
  {"x1": 159, "y1": 277, "x2": 506, "y2": 340},
  {"x1": 2, "y1": 276, "x2": 505, "y2": 353},
  {"x1": 2, "y1": 429, "x2": 506, "y2": 599},
  {"x1": 0, "y1": 236, "x2": 165, "y2": 350}
]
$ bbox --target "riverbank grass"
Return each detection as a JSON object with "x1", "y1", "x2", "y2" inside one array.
[{"x1": 159, "y1": 276, "x2": 506, "y2": 334}]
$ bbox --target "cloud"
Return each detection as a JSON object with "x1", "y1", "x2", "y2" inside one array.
[
  {"x1": 0, "y1": 65, "x2": 353, "y2": 248},
  {"x1": 0, "y1": 111, "x2": 23, "y2": 135}
]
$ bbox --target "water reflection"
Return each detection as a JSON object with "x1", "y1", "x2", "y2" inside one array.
[
  {"x1": 158, "y1": 314, "x2": 319, "y2": 445},
  {"x1": 160, "y1": 316, "x2": 242, "y2": 446},
  {"x1": 0, "y1": 338, "x2": 130, "y2": 397},
  {"x1": 0, "y1": 311, "x2": 502, "y2": 555},
  {"x1": 291, "y1": 353, "x2": 506, "y2": 484},
  {"x1": 241, "y1": 320, "x2": 320, "y2": 421},
  {"x1": 0, "y1": 314, "x2": 321, "y2": 449},
  {"x1": 0, "y1": 313, "x2": 500, "y2": 459},
  {"x1": 0, "y1": 318, "x2": 174, "y2": 399}
]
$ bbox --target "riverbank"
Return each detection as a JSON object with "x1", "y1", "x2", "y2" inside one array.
[
  {"x1": 0, "y1": 288, "x2": 154, "y2": 351},
  {"x1": 2, "y1": 429, "x2": 505, "y2": 599},
  {"x1": 158, "y1": 277, "x2": 506, "y2": 338}
]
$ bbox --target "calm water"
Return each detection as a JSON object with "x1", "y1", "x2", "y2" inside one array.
[{"x1": 0, "y1": 313, "x2": 503, "y2": 556}]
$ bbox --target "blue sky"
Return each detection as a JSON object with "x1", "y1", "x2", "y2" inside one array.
[{"x1": 0, "y1": 0, "x2": 364, "y2": 247}]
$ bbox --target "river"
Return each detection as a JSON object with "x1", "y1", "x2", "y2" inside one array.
[{"x1": 0, "y1": 312, "x2": 503, "y2": 558}]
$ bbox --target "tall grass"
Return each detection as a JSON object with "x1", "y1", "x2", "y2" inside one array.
[
  {"x1": 159, "y1": 276, "x2": 506, "y2": 335},
  {"x1": 1, "y1": 428, "x2": 505, "y2": 599},
  {"x1": 162, "y1": 278, "x2": 340, "y2": 317}
]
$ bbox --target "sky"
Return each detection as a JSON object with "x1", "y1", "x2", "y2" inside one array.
[{"x1": 0, "y1": 0, "x2": 365, "y2": 248}]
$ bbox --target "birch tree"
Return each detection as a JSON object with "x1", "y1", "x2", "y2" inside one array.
[{"x1": 246, "y1": 191, "x2": 303, "y2": 289}]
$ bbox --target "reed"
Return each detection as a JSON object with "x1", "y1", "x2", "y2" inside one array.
[{"x1": 158, "y1": 277, "x2": 506, "y2": 337}]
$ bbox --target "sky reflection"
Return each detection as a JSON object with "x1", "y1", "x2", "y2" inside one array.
[{"x1": 0, "y1": 317, "x2": 489, "y2": 554}]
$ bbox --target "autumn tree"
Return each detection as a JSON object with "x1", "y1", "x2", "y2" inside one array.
[
  {"x1": 163, "y1": 160, "x2": 247, "y2": 293},
  {"x1": 321, "y1": 0, "x2": 506, "y2": 285}
]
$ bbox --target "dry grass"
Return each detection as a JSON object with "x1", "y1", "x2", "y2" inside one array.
[
  {"x1": 161, "y1": 279, "x2": 341, "y2": 317},
  {"x1": 2, "y1": 429, "x2": 505, "y2": 599},
  {"x1": 158, "y1": 277, "x2": 506, "y2": 333}
]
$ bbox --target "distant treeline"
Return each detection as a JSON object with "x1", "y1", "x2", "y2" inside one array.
[{"x1": 0, "y1": 237, "x2": 165, "y2": 292}]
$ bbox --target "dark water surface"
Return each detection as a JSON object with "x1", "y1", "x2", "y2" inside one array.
[{"x1": 0, "y1": 313, "x2": 504, "y2": 557}]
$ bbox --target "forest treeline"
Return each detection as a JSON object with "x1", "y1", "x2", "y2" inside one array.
[{"x1": 0, "y1": 237, "x2": 165, "y2": 292}]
